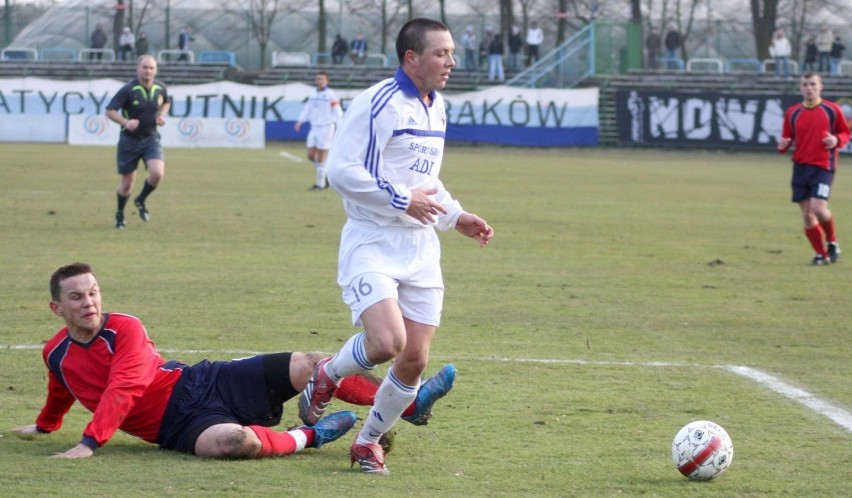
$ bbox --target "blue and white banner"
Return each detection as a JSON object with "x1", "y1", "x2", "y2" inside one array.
[
  {"x1": 67, "y1": 114, "x2": 265, "y2": 148},
  {"x1": 0, "y1": 78, "x2": 598, "y2": 147}
]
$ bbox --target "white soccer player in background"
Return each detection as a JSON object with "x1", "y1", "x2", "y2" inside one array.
[{"x1": 294, "y1": 71, "x2": 343, "y2": 190}]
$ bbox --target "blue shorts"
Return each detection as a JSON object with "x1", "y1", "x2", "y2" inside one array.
[
  {"x1": 157, "y1": 353, "x2": 298, "y2": 454},
  {"x1": 117, "y1": 133, "x2": 164, "y2": 175},
  {"x1": 791, "y1": 162, "x2": 834, "y2": 203}
]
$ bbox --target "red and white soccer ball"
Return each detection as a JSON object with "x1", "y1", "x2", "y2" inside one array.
[{"x1": 671, "y1": 420, "x2": 734, "y2": 481}]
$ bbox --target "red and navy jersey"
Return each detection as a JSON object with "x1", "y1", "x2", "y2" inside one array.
[
  {"x1": 781, "y1": 99, "x2": 850, "y2": 172},
  {"x1": 35, "y1": 313, "x2": 184, "y2": 448}
]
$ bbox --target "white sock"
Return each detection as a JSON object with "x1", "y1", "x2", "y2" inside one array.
[
  {"x1": 325, "y1": 332, "x2": 374, "y2": 383},
  {"x1": 287, "y1": 429, "x2": 308, "y2": 451},
  {"x1": 356, "y1": 368, "x2": 419, "y2": 444},
  {"x1": 315, "y1": 162, "x2": 327, "y2": 187}
]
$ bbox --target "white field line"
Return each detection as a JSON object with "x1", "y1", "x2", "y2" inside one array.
[
  {"x1": 279, "y1": 151, "x2": 304, "y2": 162},
  {"x1": 4, "y1": 346, "x2": 850, "y2": 433}
]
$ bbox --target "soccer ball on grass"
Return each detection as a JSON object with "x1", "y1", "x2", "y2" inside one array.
[{"x1": 671, "y1": 420, "x2": 734, "y2": 481}]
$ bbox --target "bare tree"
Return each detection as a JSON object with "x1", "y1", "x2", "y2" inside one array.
[
  {"x1": 751, "y1": 0, "x2": 779, "y2": 59},
  {"x1": 347, "y1": 0, "x2": 406, "y2": 56},
  {"x1": 219, "y1": 0, "x2": 293, "y2": 69}
]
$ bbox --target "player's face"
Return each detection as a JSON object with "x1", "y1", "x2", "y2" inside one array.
[
  {"x1": 315, "y1": 74, "x2": 329, "y2": 89},
  {"x1": 800, "y1": 75, "x2": 823, "y2": 104},
  {"x1": 51, "y1": 273, "x2": 103, "y2": 338},
  {"x1": 136, "y1": 56, "x2": 158, "y2": 84},
  {"x1": 408, "y1": 29, "x2": 455, "y2": 95}
]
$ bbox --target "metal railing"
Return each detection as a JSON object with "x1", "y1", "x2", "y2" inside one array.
[{"x1": 507, "y1": 23, "x2": 595, "y2": 88}]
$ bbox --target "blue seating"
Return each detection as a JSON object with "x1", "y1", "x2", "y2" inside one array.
[
  {"x1": 40, "y1": 47, "x2": 78, "y2": 61},
  {"x1": 198, "y1": 50, "x2": 236, "y2": 66}
]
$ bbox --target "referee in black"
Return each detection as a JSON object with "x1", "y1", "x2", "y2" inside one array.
[{"x1": 106, "y1": 55, "x2": 170, "y2": 229}]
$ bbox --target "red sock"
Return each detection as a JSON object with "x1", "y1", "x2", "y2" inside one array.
[
  {"x1": 334, "y1": 373, "x2": 379, "y2": 406},
  {"x1": 249, "y1": 426, "x2": 313, "y2": 458},
  {"x1": 804, "y1": 225, "x2": 827, "y2": 256},
  {"x1": 819, "y1": 217, "x2": 837, "y2": 243},
  {"x1": 334, "y1": 373, "x2": 417, "y2": 417}
]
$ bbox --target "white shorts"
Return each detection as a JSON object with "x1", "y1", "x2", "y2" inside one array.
[
  {"x1": 338, "y1": 220, "x2": 444, "y2": 327},
  {"x1": 306, "y1": 123, "x2": 335, "y2": 150}
]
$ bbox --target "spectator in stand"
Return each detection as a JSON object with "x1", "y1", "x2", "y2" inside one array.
[
  {"x1": 89, "y1": 24, "x2": 108, "y2": 61},
  {"x1": 478, "y1": 31, "x2": 490, "y2": 70},
  {"x1": 350, "y1": 34, "x2": 367, "y2": 64},
  {"x1": 507, "y1": 25, "x2": 523, "y2": 72},
  {"x1": 804, "y1": 36, "x2": 818, "y2": 72},
  {"x1": 815, "y1": 24, "x2": 833, "y2": 73},
  {"x1": 770, "y1": 28, "x2": 792, "y2": 79},
  {"x1": 525, "y1": 21, "x2": 543, "y2": 66},
  {"x1": 488, "y1": 30, "x2": 505, "y2": 81},
  {"x1": 135, "y1": 31, "x2": 149, "y2": 57},
  {"x1": 119, "y1": 26, "x2": 134, "y2": 61},
  {"x1": 664, "y1": 24, "x2": 682, "y2": 70},
  {"x1": 461, "y1": 25, "x2": 478, "y2": 71},
  {"x1": 332, "y1": 34, "x2": 348, "y2": 64},
  {"x1": 645, "y1": 27, "x2": 661, "y2": 69},
  {"x1": 830, "y1": 36, "x2": 845, "y2": 75},
  {"x1": 178, "y1": 26, "x2": 194, "y2": 62}
]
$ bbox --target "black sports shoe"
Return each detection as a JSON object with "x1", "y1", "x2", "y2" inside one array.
[
  {"x1": 308, "y1": 185, "x2": 324, "y2": 191},
  {"x1": 134, "y1": 198, "x2": 149, "y2": 222},
  {"x1": 827, "y1": 242, "x2": 841, "y2": 263},
  {"x1": 114, "y1": 211, "x2": 126, "y2": 229},
  {"x1": 811, "y1": 254, "x2": 830, "y2": 266}
]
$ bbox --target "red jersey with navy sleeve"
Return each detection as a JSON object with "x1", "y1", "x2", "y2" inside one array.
[
  {"x1": 35, "y1": 313, "x2": 184, "y2": 448},
  {"x1": 781, "y1": 99, "x2": 850, "y2": 172}
]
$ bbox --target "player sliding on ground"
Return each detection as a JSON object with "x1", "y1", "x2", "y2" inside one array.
[{"x1": 10, "y1": 262, "x2": 455, "y2": 460}]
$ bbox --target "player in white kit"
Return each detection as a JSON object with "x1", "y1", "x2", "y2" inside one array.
[
  {"x1": 298, "y1": 18, "x2": 494, "y2": 475},
  {"x1": 294, "y1": 71, "x2": 343, "y2": 190}
]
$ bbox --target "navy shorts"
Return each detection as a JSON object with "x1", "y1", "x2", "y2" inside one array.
[
  {"x1": 791, "y1": 162, "x2": 834, "y2": 203},
  {"x1": 157, "y1": 353, "x2": 299, "y2": 454},
  {"x1": 117, "y1": 133, "x2": 164, "y2": 175}
]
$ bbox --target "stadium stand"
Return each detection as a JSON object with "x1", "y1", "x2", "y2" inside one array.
[{"x1": 0, "y1": 60, "x2": 229, "y2": 84}]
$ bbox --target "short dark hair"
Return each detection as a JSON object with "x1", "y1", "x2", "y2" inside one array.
[
  {"x1": 50, "y1": 262, "x2": 94, "y2": 301},
  {"x1": 801, "y1": 71, "x2": 821, "y2": 81},
  {"x1": 396, "y1": 18, "x2": 450, "y2": 65}
]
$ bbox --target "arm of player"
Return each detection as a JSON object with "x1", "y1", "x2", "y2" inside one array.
[
  {"x1": 78, "y1": 319, "x2": 161, "y2": 452},
  {"x1": 156, "y1": 100, "x2": 170, "y2": 127},
  {"x1": 106, "y1": 108, "x2": 139, "y2": 132},
  {"x1": 327, "y1": 101, "x2": 413, "y2": 217},
  {"x1": 455, "y1": 212, "x2": 494, "y2": 247},
  {"x1": 777, "y1": 109, "x2": 794, "y2": 153},
  {"x1": 831, "y1": 109, "x2": 850, "y2": 149}
]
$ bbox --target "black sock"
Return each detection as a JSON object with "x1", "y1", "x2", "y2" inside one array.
[
  {"x1": 136, "y1": 181, "x2": 157, "y2": 202},
  {"x1": 117, "y1": 192, "x2": 130, "y2": 212}
]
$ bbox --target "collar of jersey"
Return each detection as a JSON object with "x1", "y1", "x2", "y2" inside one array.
[{"x1": 394, "y1": 67, "x2": 435, "y2": 103}]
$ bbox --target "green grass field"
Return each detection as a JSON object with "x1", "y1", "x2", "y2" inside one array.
[{"x1": 1, "y1": 143, "x2": 850, "y2": 497}]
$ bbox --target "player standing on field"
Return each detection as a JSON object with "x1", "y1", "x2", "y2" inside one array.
[
  {"x1": 298, "y1": 18, "x2": 494, "y2": 475},
  {"x1": 294, "y1": 71, "x2": 344, "y2": 190},
  {"x1": 777, "y1": 72, "x2": 849, "y2": 265},
  {"x1": 106, "y1": 55, "x2": 170, "y2": 229}
]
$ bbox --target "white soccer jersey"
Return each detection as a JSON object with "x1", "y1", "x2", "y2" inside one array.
[
  {"x1": 327, "y1": 68, "x2": 463, "y2": 230},
  {"x1": 297, "y1": 86, "x2": 343, "y2": 126}
]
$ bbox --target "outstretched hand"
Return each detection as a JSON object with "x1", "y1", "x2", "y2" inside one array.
[
  {"x1": 406, "y1": 187, "x2": 449, "y2": 224},
  {"x1": 455, "y1": 212, "x2": 494, "y2": 247},
  {"x1": 51, "y1": 443, "x2": 95, "y2": 459}
]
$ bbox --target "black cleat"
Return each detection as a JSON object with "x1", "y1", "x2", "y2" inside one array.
[
  {"x1": 134, "y1": 198, "x2": 149, "y2": 221},
  {"x1": 811, "y1": 254, "x2": 830, "y2": 266},
  {"x1": 114, "y1": 211, "x2": 126, "y2": 229},
  {"x1": 827, "y1": 242, "x2": 840, "y2": 263}
]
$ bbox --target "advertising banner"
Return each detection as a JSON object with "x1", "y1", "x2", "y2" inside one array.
[
  {"x1": 1, "y1": 78, "x2": 598, "y2": 147},
  {"x1": 615, "y1": 89, "x2": 852, "y2": 153}
]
